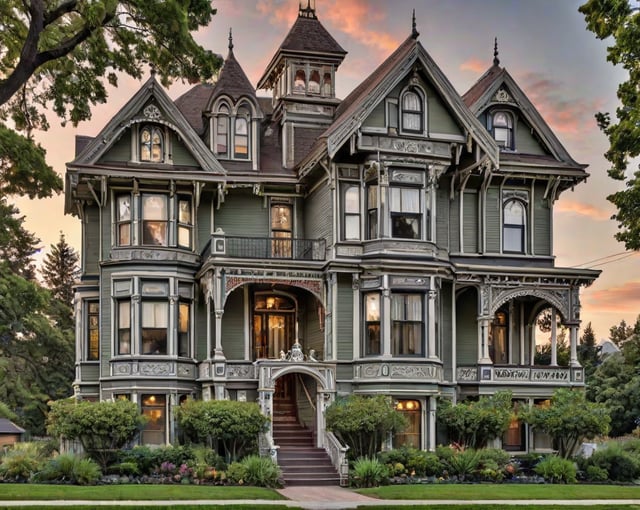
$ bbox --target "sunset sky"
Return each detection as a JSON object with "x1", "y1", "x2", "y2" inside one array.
[{"x1": 17, "y1": 0, "x2": 640, "y2": 340}]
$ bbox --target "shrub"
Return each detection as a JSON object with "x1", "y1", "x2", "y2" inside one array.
[
  {"x1": 38, "y1": 453, "x2": 77, "y2": 482},
  {"x1": 240, "y1": 455, "x2": 281, "y2": 488},
  {"x1": 534, "y1": 456, "x2": 577, "y2": 483},
  {"x1": 585, "y1": 465, "x2": 608, "y2": 482},
  {"x1": 117, "y1": 445, "x2": 195, "y2": 476},
  {"x1": 226, "y1": 461, "x2": 246, "y2": 484},
  {"x1": 405, "y1": 449, "x2": 442, "y2": 477},
  {"x1": 586, "y1": 442, "x2": 640, "y2": 482},
  {"x1": 107, "y1": 461, "x2": 139, "y2": 476},
  {"x1": 445, "y1": 449, "x2": 480, "y2": 481},
  {"x1": 476, "y1": 448, "x2": 511, "y2": 481},
  {"x1": 350, "y1": 457, "x2": 389, "y2": 488},
  {"x1": 73, "y1": 458, "x2": 102, "y2": 485},
  {"x1": 0, "y1": 443, "x2": 43, "y2": 481}
]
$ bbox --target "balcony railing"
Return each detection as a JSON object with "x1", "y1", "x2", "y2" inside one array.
[
  {"x1": 207, "y1": 234, "x2": 326, "y2": 261},
  {"x1": 456, "y1": 365, "x2": 584, "y2": 384}
]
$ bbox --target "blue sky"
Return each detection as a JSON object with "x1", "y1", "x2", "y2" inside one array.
[{"x1": 20, "y1": 0, "x2": 640, "y2": 339}]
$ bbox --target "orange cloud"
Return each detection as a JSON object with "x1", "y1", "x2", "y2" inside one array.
[
  {"x1": 555, "y1": 199, "x2": 612, "y2": 221},
  {"x1": 517, "y1": 72, "x2": 605, "y2": 137},
  {"x1": 582, "y1": 281, "x2": 640, "y2": 315},
  {"x1": 256, "y1": 0, "x2": 298, "y2": 26},
  {"x1": 460, "y1": 58, "x2": 486, "y2": 74}
]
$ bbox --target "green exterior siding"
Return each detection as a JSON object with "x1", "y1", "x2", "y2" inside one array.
[
  {"x1": 436, "y1": 185, "x2": 449, "y2": 249},
  {"x1": 485, "y1": 187, "x2": 501, "y2": 253},
  {"x1": 221, "y1": 288, "x2": 246, "y2": 360},
  {"x1": 100, "y1": 130, "x2": 131, "y2": 162},
  {"x1": 194, "y1": 300, "x2": 208, "y2": 360},
  {"x1": 456, "y1": 288, "x2": 477, "y2": 364},
  {"x1": 215, "y1": 190, "x2": 267, "y2": 236},
  {"x1": 304, "y1": 182, "x2": 332, "y2": 244},
  {"x1": 533, "y1": 184, "x2": 551, "y2": 256},
  {"x1": 450, "y1": 192, "x2": 460, "y2": 252},
  {"x1": 335, "y1": 275, "x2": 354, "y2": 361},
  {"x1": 171, "y1": 134, "x2": 199, "y2": 166},
  {"x1": 516, "y1": 118, "x2": 546, "y2": 155},
  {"x1": 440, "y1": 281, "x2": 453, "y2": 380},
  {"x1": 462, "y1": 191, "x2": 478, "y2": 253},
  {"x1": 84, "y1": 205, "x2": 101, "y2": 275}
]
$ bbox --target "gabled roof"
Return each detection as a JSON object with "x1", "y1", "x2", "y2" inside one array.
[
  {"x1": 257, "y1": 5, "x2": 346, "y2": 90},
  {"x1": 71, "y1": 74, "x2": 226, "y2": 174},
  {"x1": 463, "y1": 59, "x2": 586, "y2": 172},
  {"x1": 298, "y1": 33, "x2": 499, "y2": 174},
  {"x1": 0, "y1": 418, "x2": 25, "y2": 435}
]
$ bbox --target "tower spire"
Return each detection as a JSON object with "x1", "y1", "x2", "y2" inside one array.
[
  {"x1": 411, "y1": 9, "x2": 419, "y2": 39},
  {"x1": 493, "y1": 37, "x2": 500, "y2": 66},
  {"x1": 299, "y1": 0, "x2": 317, "y2": 18},
  {"x1": 228, "y1": 28, "x2": 234, "y2": 52}
]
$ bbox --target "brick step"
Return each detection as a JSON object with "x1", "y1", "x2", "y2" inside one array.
[
  {"x1": 279, "y1": 458, "x2": 335, "y2": 468},
  {"x1": 280, "y1": 474, "x2": 341, "y2": 486}
]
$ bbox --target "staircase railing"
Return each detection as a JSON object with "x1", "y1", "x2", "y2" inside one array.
[{"x1": 322, "y1": 430, "x2": 350, "y2": 486}]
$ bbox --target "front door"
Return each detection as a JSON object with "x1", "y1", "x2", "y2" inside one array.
[{"x1": 254, "y1": 293, "x2": 296, "y2": 359}]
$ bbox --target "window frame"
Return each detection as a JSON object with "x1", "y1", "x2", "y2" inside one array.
[
  {"x1": 141, "y1": 193, "x2": 168, "y2": 247},
  {"x1": 341, "y1": 183, "x2": 361, "y2": 241},
  {"x1": 400, "y1": 88, "x2": 425, "y2": 135},
  {"x1": 366, "y1": 183, "x2": 379, "y2": 240},
  {"x1": 215, "y1": 104, "x2": 230, "y2": 157},
  {"x1": 364, "y1": 292, "x2": 381, "y2": 356},
  {"x1": 490, "y1": 110, "x2": 515, "y2": 150},
  {"x1": 117, "y1": 299, "x2": 131, "y2": 355},
  {"x1": 177, "y1": 196, "x2": 193, "y2": 249},
  {"x1": 489, "y1": 310, "x2": 509, "y2": 364},
  {"x1": 86, "y1": 300, "x2": 100, "y2": 361},
  {"x1": 139, "y1": 125, "x2": 165, "y2": 163},
  {"x1": 141, "y1": 394, "x2": 166, "y2": 445},
  {"x1": 389, "y1": 186, "x2": 421, "y2": 240},
  {"x1": 178, "y1": 301, "x2": 191, "y2": 358},
  {"x1": 503, "y1": 196, "x2": 527, "y2": 254},
  {"x1": 270, "y1": 201, "x2": 293, "y2": 258},
  {"x1": 116, "y1": 194, "x2": 132, "y2": 247},
  {"x1": 391, "y1": 293, "x2": 424, "y2": 356}
]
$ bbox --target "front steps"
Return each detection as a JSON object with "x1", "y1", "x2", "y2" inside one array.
[{"x1": 272, "y1": 400, "x2": 340, "y2": 486}]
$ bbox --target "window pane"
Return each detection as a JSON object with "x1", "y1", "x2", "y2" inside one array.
[
  {"x1": 178, "y1": 226, "x2": 191, "y2": 248},
  {"x1": 504, "y1": 225, "x2": 524, "y2": 253},
  {"x1": 271, "y1": 204, "x2": 292, "y2": 230},
  {"x1": 151, "y1": 128, "x2": 163, "y2": 162},
  {"x1": 142, "y1": 302, "x2": 168, "y2": 327},
  {"x1": 323, "y1": 73, "x2": 331, "y2": 95},
  {"x1": 140, "y1": 127, "x2": 151, "y2": 161},
  {"x1": 178, "y1": 199, "x2": 191, "y2": 224},
  {"x1": 391, "y1": 188, "x2": 420, "y2": 212},
  {"x1": 178, "y1": 302, "x2": 190, "y2": 357},
  {"x1": 118, "y1": 301, "x2": 130, "y2": 355},
  {"x1": 142, "y1": 395, "x2": 166, "y2": 445},
  {"x1": 142, "y1": 195, "x2": 167, "y2": 220},
  {"x1": 391, "y1": 214, "x2": 420, "y2": 239},
  {"x1": 118, "y1": 196, "x2": 131, "y2": 221},
  {"x1": 365, "y1": 293, "x2": 380, "y2": 321},
  {"x1": 344, "y1": 186, "x2": 359, "y2": 213},
  {"x1": 504, "y1": 200, "x2": 525, "y2": 225},
  {"x1": 403, "y1": 91, "x2": 420, "y2": 110},
  {"x1": 294, "y1": 69, "x2": 305, "y2": 92},
  {"x1": 345, "y1": 215, "x2": 360, "y2": 240},
  {"x1": 309, "y1": 70, "x2": 320, "y2": 94},
  {"x1": 87, "y1": 301, "x2": 99, "y2": 361}
]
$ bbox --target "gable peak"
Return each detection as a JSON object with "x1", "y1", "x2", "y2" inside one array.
[
  {"x1": 412, "y1": 9, "x2": 419, "y2": 39},
  {"x1": 493, "y1": 37, "x2": 500, "y2": 67}
]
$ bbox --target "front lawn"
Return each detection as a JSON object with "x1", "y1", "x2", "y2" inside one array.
[
  {"x1": 0, "y1": 484, "x2": 284, "y2": 501},
  {"x1": 357, "y1": 483, "x2": 640, "y2": 500}
]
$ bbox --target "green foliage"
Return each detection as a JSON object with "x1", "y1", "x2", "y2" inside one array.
[
  {"x1": 176, "y1": 399, "x2": 268, "y2": 463},
  {"x1": 378, "y1": 447, "x2": 443, "y2": 477},
  {"x1": 476, "y1": 448, "x2": 511, "y2": 481},
  {"x1": 325, "y1": 395, "x2": 407, "y2": 459},
  {"x1": 38, "y1": 453, "x2": 102, "y2": 485},
  {"x1": 585, "y1": 464, "x2": 609, "y2": 482},
  {"x1": 40, "y1": 232, "x2": 79, "y2": 328},
  {"x1": 580, "y1": 1, "x2": 640, "y2": 250},
  {"x1": 239, "y1": 455, "x2": 281, "y2": 488},
  {"x1": 444, "y1": 448, "x2": 481, "y2": 481},
  {"x1": 0, "y1": 262, "x2": 74, "y2": 435},
  {"x1": 47, "y1": 398, "x2": 146, "y2": 469},
  {"x1": 225, "y1": 461, "x2": 246, "y2": 485},
  {"x1": 582, "y1": 442, "x2": 640, "y2": 482},
  {"x1": 520, "y1": 388, "x2": 610, "y2": 458},
  {"x1": 117, "y1": 445, "x2": 196, "y2": 476},
  {"x1": 534, "y1": 456, "x2": 577, "y2": 484},
  {"x1": 0, "y1": 199, "x2": 40, "y2": 279},
  {"x1": 0, "y1": 400, "x2": 18, "y2": 421},
  {"x1": 350, "y1": 457, "x2": 389, "y2": 488},
  {"x1": 437, "y1": 391, "x2": 513, "y2": 449},
  {"x1": 0, "y1": 442, "x2": 44, "y2": 480},
  {"x1": 578, "y1": 322, "x2": 600, "y2": 378}
]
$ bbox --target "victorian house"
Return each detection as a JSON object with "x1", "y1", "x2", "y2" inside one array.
[{"x1": 65, "y1": 3, "x2": 599, "y2": 480}]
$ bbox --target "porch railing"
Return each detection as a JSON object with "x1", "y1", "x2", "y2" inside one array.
[
  {"x1": 206, "y1": 233, "x2": 326, "y2": 261},
  {"x1": 322, "y1": 430, "x2": 349, "y2": 487},
  {"x1": 456, "y1": 365, "x2": 584, "y2": 384}
]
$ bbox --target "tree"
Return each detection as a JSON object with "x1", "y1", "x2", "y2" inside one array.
[
  {"x1": 41, "y1": 232, "x2": 79, "y2": 328},
  {"x1": 580, "y1": 1, "x2": 640, "y2": 249},
  {"x1": 176, "y1": 399, "x2": 268, "y2": 462},
  {"x1": 1, "y1": 0, "x2": 222, "y2": 198},
  {"x1": 521, "y1": 388, "x2": 610, "y2": 458},
  {"x1": 436, "y1": 391, "x2": 513, "y2": 449},
  {"x1": 325, "y1": 395, "x2": 407, "y2": 459},
  {"x1": 0, "y1": 263, "x2": 74, "y2": 435},
  {"x1": 0, "y1": 198, "x2": 40, "y2": 280},
  {"x1": 578, "y1": 322, "x2": 600, "y2": 378},
  {"x1": 609, "y1": 318, "x2": 634, "y2": 346},
  {"x1": 47, "y1": 398, "x2": 146, "y2": 469}
]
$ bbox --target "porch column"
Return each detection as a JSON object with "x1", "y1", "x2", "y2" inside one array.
[
  {"x1": 382, "y1": 274, "x2": 391, "y2": 357},
  {"x1": 427, "y1": 396, "x2": 437, "y2": 452},
  {"x1": 478, "y1": 318, "x2": 492, "y2": 364},
  {"x1": 550, "y1": 308, "x2": 558, "y2": 366},
  {"x1": 569, "y1": 324, "x2": 580, "y2": 367}
]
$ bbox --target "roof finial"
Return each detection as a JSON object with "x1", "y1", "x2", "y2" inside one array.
[
  {"x1": 299, "y1": 0, "x2": 317, "y2": 18},
  {"x1": 228, "y1": 28, "x2": 234, "y2": 52},
  {"x1": 411, "y1": 9, "x2": 419, "y2": 39},
  {"x1": 493, "y1": 37, "x2": 500, "y2": 66}
]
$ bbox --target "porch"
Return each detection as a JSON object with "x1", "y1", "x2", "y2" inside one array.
[{"x1": 456, "y1": 364, "x2": 584, "y2": 385}]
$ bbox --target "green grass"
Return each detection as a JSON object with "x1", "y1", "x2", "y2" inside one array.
[
  {"x1": 357, "y1": 483, "x2": 640, "y2": 500},
  {"x1": 0, "y1": 507, "x2": 296, "y2": 510},
  {"x1": 0, "y1": 484, "x2": 284, "y2": 501},
  {"x1": 355, "y1": 507, "x2": 640, "y2": 510}
]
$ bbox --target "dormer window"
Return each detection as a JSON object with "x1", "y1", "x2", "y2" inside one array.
[
  {"x1": 491, "y1": 111, "x2": 514, "y2": 149},
  {"x1": 234, "y1": 106, "x2": 250, "y2": 159},
  {"x1": 401, "y1": 88, "x2": 424, "y2": 134},
  {"x1": 140, "y1": 125, "x2": 164, "y2": 162},
  {"x1": 294, "y1": 69, "x2": 306, "y2": 93},
  {"x1": 323, "y1": 73, "x2": 332, "y2": 95},
  {"x1": 216, "y1": 104, "x2": 230, "y2": 157}
]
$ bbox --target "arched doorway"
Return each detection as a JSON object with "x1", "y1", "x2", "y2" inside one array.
[{"x1": 253, "y1": 292, "x2": 296, "y2": 359}]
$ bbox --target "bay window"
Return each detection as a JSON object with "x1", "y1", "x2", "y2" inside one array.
[
  {"x1": 366, "y1": 184, "x2": 378, "y2": 239},
  {"x1": 364, "y1": 293, "x2": 381, "y2": 356},
  {"x1": 390, "y1": 187, "x2": 421, "y2": 239},
  {"x1": 142, "y1": 194, "x2": 168, "y2": 246},
  {"x1": 178, "y1": 302, "x2": 190, "y2": 357},
  {"x1": 141, "y1": 302, "x2": 168, "y2": 355},
  {"x1": 116, "y1": 195, "x2": 132, "y2": 246},
  {"x1": 117, "y1": 300, "x2": 131, "y2": 355},
  {"x1": 342, "y1": 184, "x2": 361, "y2": 240}
]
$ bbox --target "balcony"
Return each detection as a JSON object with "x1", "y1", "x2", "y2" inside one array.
[{"x1": 205, "y1": 232, "x2": 326, "y2": 261}]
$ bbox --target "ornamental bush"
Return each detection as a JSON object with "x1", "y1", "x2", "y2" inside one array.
[
  {"x1": 534, "y1": 456, "x2": 577, "y2": 484},
  {"x1": 240, "y1": 455, "x2": 281, "y2": 488},
  {"x1": 350, "y1": 457, "x2": 389, "y2": 488}
]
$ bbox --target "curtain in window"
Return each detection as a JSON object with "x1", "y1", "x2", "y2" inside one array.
[{"x1": 402, "y1": 91, "x2": 422, "y2": 132}]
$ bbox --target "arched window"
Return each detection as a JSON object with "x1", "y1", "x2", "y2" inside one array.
[
  {"x1": 401, "y1": 89, "x2": 423, "y2": 133},
  {"x1": 140, "y1": 125, "x2": 164, "y2": 162},
  {"x1": 323, "y1": 72, "x2": 332, "y2": 96},
  {"x1": 503, "y1": 199, "x2": 526, "y2": 253},
  {"x1": 308, "y1": 70, "x2": 320, "y2": 94},
  {"x1": 216, "y1": 104, "x2": 230, "y2": 157},
  {"x1": 294, "y1": 69, "x2": 306, "y2": 93},
  {"x1": 343, "y1": 184, "x2": 360, "y2": 240},
  {"x1": 234, "y1": 106, "x2": 250, "y2": 159},
  {"x1": 492, "y1": 111, "x2": 514, "y2": 149}
]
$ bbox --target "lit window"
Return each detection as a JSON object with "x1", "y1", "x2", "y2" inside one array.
[
  {"x1": 490, "y1": 311, "x2": 508, "y2": 364},
  {"x1": 309, "y1": 70, "x2": 320, "y2": 94},
  {"x1": 253, "y1": 293, "x2": 295, "y2": 360},
  {"x1": 87, "y1": 301, "x2": 99, "y2": 361},
  {"x1": 503, "y1": 199, "x2": 526, "y2": 253},
  {"x1": 390, "y1": 187, "x2": 420, "y2": 239},
  {"x1": 141, "y1": 302, "x2": 168, "y2": 355},
  {"x1": 116, "y1": 195, "x2": 132, "y2": 246},
  {"x1": 177, "y1": 197, "x2": 193, "y2": 249},
  {"x1": 294, "y1": 69, "x2": 306, "y2": 92},
  {"x1": 141, "y1": 194, "x2": 168, "y2": 246},
  {"x1": 234, "y1": 107, "x2": 249, "y2": 159},
  {"x1": 323, "y1": 73, "x2": 332, "y2": 96},
  {"x1": 271, "y1": 203, "x2": 292, "y2": 258},
  {"x1": 492, "y1": 111, "x2": 514, "y2": 149},
  {"x1": 401, "y1": 90, "x2": 423, "y2": 133},
  {"x1": 141, "y1": 394, "x2": 166, "y2": 445},
  {"x1": 117, "y1": 300, "x2": 131, "y2": 355},
  {"x1": 140, "y1": 126, "x2": 164, "y2": 162},
  {"x1": 343, "y1": 184, "x2": 360, "y2": 241},
  {"x1": 364, "y1": 293, "x2": 381, "y2": 356},
  {"x1": 394, "y1": 400, "x2": 421, "y2": 448},
  {"x1": 178, "y1": 302, "x2": 190, "y2": 357},
  {"x1": 391, "y1": 294, "x2": 423, "y2": 356}
]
